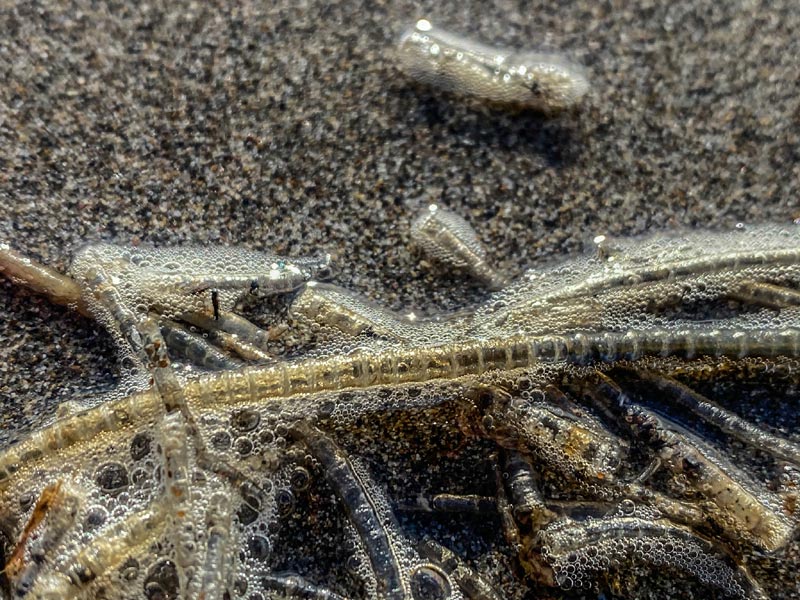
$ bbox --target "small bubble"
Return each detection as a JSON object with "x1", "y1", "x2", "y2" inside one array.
[
  {"x1": 289, "y1": 466, "x2": 311, "y2": 491},
  {"x1": 85, "y1": 506, "x2": 108, "y2": 530},
  {"x1": 119, "y1": 557, "x2": 140, "y2": 581},
  {"x1": 96, "y1": 463, "x2": 129, "y2": 495},
  {"x1": 231, "y1": 409, "x2": 261, "y2": 432},
  {"x1": 247, "y1": 534, "x2": 271, "y2": 561},
  {"x1": 143, "y1": 559, "x2": 180, "y2": 599},
  {"x1": 619, "y1": 498, "x2": 636, "y2": 515},
  {"x1": 130, "y1": 432, "x2": 152, "y2": 461},
  {"x1": 409, "y1": 565, "x2": 451, "y2": 600},
  {"x1": 318, "y1": 400, "x2": 336, "y2": 417},
  {"x1": 18, "y1": 491, "x2": 35, "y2": 512},
  {"x1": 234, "y1": 437, "x2": 254, "y2": 457},
  {"x1": 234, "y1": 577, "x2": 248, "y2": 594},
  {"x1": 211, "y1": 430, "x2": 232, "y2": 451},
  {"x1": 276, "y1": 488, "x2": 295, "y2": 516}
]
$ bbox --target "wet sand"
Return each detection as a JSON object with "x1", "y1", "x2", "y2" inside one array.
[{"x1": 1, "y1": 1, "x2": 798, "y2": 597}]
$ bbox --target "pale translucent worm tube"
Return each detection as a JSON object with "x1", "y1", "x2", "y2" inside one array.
[
  {"x1": 537, "y1": 516, "x2": 768, "y2": 599},
  {"x1": 410, "y1": 203, "x2": 508, "y2": 290},
  {"x1": 396, "y1": 19, "x2": 589, "y2": 111}
]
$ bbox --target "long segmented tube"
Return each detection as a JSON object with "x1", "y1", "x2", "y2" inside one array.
[
  {"x1": 3, "y1": 326, "x2": 799, "y2": 489},
  {"x1": 185, "y1": 327, "x2": 800, "y2": 411}
]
